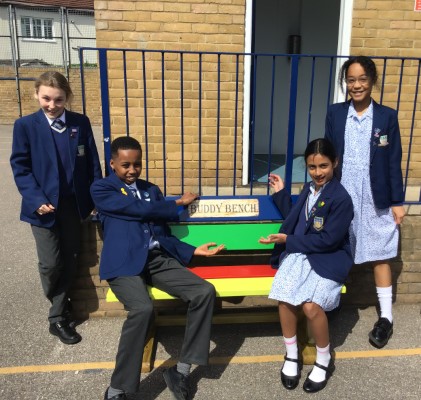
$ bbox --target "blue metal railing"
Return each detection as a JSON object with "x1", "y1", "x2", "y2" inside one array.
[{"x1": 79, "y1": 48, "x2": 421, "y2": 204}]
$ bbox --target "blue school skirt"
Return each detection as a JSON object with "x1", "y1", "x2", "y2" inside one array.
[{"x1": 269, "y1": 253, "x2": 342, "y2": 311}]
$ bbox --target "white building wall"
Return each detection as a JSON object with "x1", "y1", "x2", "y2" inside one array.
[{"x1": 0, "y1": 6, "x2": 96, "y2": 66}]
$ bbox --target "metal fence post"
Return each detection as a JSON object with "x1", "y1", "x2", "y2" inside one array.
[
  {"x1": 8, "y1": 4, "x2": 22, "y2": 117},
  {"x1": 284, "y1": 55, "x2": 299, "y2": 193},
  {"x1": 98, "y1": 49, "x2": 111, "y2": 176}
]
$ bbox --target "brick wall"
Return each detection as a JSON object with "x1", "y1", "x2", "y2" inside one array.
[
  {"x1": 0, "y1": 67, "x2": 102, "y2": 125},
  {"x1": 94, "y1": 0, "x2": 246, "y2": 194},
  {"x1": 350, "y1": 0, "x2": 421, "y2": 184},
  {"x1": 93, "y1": 0, "x2": 420, "y2": 190}
]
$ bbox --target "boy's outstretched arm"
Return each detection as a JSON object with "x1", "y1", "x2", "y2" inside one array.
[{"x1": 175, "y1": 192, "x2": 199, "y2": 206}]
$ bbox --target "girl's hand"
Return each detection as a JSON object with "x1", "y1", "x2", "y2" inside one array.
[
  {"x1": 391, "y1": 205, "x2": 405, "y2": 225},
  {"x1": 194, "y1": 242, "x2": 225, "y2": 256},
  {"x1": 258, "y1": 233, "x2": 287, "y2": 244},
  {"x1": 37, "y1": 203, "x2": 55, "y2": 215},
  {"x1": 268, "y1": 174, "x2": 284, "y2": 193}
]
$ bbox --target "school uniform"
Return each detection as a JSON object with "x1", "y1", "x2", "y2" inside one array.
[
  {"x1": 269, "y1": 177, "x2": 354, "y2": 311},
  {"x1": 325, "y1": 100, "x2": 403, "y2": 263},
  {"x1": 325, "y1": 100, "x2": 403, "y2": 208},
  {"x1": 10, "y1": 109, "x2": 102, "y2": 323},
  {"x1": 90, "y1": 172, "x2": 215, "y2": 394}
]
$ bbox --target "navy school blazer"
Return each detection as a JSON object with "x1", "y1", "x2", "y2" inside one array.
[
  {"x1": 270, "y1": 177, "x2": 354, "y2": 284},
  {"x1": 90, "y1": 172, "x2": 196, "y2": 280},
  {"x1": 325, "y1": 100, "x2": 404, "y2": 209},
  {"x1": 10, "y1": 109, "x2": 102, "y2": 227}
]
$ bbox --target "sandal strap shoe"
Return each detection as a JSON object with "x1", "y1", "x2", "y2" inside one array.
[{"x1": 280, "y1": 355, "x2": 303, "y2": 390}]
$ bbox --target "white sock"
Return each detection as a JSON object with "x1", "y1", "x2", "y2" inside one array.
[
  {"x1": 376, "y1": 286, "x2": 393, "y2": 323},
  {"x1": 308, "y1": 344, "x2": 331, "y2": 383},
  {"x1": 282, "y1": 335, "x2": 298, "y2": 376}
]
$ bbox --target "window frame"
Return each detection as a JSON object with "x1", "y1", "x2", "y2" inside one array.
[{"x1": 20, "y1": 16, "x2": 55, "y2": 41}]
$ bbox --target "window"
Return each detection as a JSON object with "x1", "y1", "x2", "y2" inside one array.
[
  {"x1": 20, "y1": 17, "x2": 54, "y2": 40},
  {"x1": 21, "y1": 17, "x2": 31, "y2": 38}
]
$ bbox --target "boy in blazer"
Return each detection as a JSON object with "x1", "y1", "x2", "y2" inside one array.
[
  {"x1": 10, "y1": 72, "x2": 102, "y2": 345},
  {"x1": 91, "y1": 136, "x2": 224, "y2": 400}
]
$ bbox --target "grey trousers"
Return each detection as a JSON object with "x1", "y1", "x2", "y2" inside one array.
[
  {"x1": 108, "y1": 248, "x2": 216, "y2": 394},
  {"x1": 31, "y1": 196, "x2": 81, "y2": 324}
]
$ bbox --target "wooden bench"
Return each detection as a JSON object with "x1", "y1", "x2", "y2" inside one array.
[{"x1": 105, "y1": 196, "x2": 345, "y2": 371}]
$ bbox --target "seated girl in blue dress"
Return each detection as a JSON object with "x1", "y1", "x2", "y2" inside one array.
[{"x1": 259, "y1": 138, "x2": 353, "y2": 393}]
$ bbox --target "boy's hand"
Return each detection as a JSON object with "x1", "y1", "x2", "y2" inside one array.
[
  {"x1": 176, "y1": 192, "x2": 199, "y2": 206},
  {"x1": 259, "y1": 233, "x2": 287, "y2": 244},
  {"x1": 194, "y1": 242, "x2": 225, "y2": 256},
  {"x1": 269, "y1": 173, "x2": 284, "y2": 193}
]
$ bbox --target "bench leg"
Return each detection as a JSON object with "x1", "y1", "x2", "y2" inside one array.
[
  {"x1": 296, "y1": 309, "x2": 316, "y2": 365},
  {"x1": 141, "y1": 323, "x2": 157, "y2": 373}
]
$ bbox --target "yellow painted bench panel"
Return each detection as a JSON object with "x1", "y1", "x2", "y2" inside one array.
[
  {"x1": 106, "y1": 279, "x2": 346, "y2": 302},
  {"x1": 106, "y1": 277, "x2": 276, "y2": 302}
]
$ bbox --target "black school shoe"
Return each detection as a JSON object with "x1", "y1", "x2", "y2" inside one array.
[
  {"x1": 369, "y1": 317, "x2": 393, "y2": 348},
  {"x1": 280, "y1": 355, "x2": 303, "y2": 390},
  {"x1": 163, "y1": 365, "x2": 191, "y2": 400},
  {"x1": 49, "y1": 321, "x2": 81, "y2": 345},
  {"x1": 302, "y1": 356, "x2": 335, "y2": 393}
]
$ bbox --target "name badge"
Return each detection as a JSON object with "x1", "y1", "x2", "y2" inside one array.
[{"x1": 77, "y1": 145, "x2": 85, "y2": 156}]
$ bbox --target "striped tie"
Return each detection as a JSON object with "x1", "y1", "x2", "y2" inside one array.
[
  {"x1": 51, "y1": 119, "x2": 66, "y2": 133},
  {"x1": 128, "y1": 187, "x2": 139, "y2": 199}
]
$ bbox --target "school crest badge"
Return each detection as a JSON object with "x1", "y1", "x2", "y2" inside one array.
[
  {"x1": 313, "y1": 216, "x2": 324, "y2": 231},
  {"x1": 378, "y1": 134, "x2": 388, "y2": 146}
]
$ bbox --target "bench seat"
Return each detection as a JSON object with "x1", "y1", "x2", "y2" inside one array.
[
  {"x1": 103, "y1": 217, "x2": 345, "y2": 371},
  {"x1": 106, "y1": 276, "x2": 276, "y2": 301},
  {"x1": 106, "y1": 264, "x2": 277, "y2": 301}
]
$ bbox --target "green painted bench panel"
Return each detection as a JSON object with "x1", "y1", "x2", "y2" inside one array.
[{"x1": 169, "y1": 222, "x2": 282, "y2": 250}]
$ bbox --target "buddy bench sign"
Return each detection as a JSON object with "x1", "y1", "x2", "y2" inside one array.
[
  {"x1": 175, "y1": 196, "x2": 283, "y2": 222},
  {"x1": 170, "y1": 196, "x2": 283, "y2": 250},
  {"x1": 188, "y1": 199, "x2": 259, "y2": 218}
]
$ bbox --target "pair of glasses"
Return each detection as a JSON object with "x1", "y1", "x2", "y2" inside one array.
[{"x1": 345, "y1": 76, "x2": 370, "y2": 86}]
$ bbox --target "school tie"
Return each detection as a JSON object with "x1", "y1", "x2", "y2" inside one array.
[
  {"x1": 128, "y1": 186, "x2": 139, "y2": 199},
  {"x1": 51, "y1": 119, "x2": 66, "y2": 133},
  {"x1": 128, "y1": 186, "x2": 159, "y2": 248}
]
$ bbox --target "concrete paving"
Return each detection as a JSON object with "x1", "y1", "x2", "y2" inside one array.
[{"x1": 0, "y1": 124, "x2": 420, "y2": 400}]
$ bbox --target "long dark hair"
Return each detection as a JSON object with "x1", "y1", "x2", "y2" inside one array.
[{"x1": 304, "y1": 138, "x2": 337, "y2": 164}]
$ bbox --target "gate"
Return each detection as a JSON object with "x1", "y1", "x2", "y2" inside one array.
[{"x1": 79, "y1": 48, "x2": 421, "y2": 207}]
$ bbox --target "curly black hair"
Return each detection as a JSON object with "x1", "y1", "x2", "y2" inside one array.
[
  {"x1": 338, "y1": 55, "x2": 378, "y2": 89},
  {"x1": 111, "y1": 136, "x2": 142, "y2": 158}
]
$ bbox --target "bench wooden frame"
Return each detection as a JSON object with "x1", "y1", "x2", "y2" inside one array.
[{"x1": 105, "y1": 197, "x2": 345, "y2": 372}]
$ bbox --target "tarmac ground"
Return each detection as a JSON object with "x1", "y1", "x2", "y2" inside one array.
[{"x1": 0, "y1": 125, "x2": 420, "y2": 400}]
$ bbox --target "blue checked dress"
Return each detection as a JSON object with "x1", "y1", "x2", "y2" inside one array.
[
  {"x1": 340, "y1": 102, "x2": 399, "y2": 264},
  {"x1": 269, "y1": 183, "x2": 343, "y2": 311}
]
